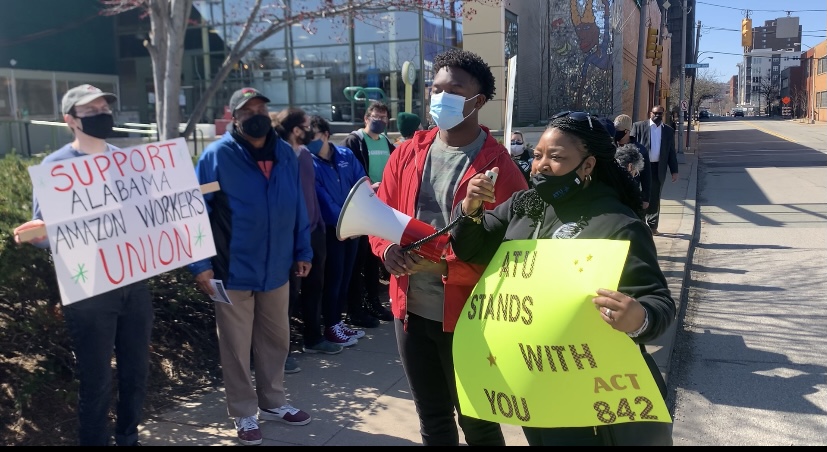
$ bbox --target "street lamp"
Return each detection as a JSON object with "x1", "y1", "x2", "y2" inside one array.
[{"x1": 9, "y1": 59, "x2": 18, "y2": 120}]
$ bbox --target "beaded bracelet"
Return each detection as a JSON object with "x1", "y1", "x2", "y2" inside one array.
[{"x1": 626, "y1": 308, "x2": 649, "y2": 338}]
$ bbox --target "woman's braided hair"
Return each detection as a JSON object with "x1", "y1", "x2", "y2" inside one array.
[{"x1": 511, "y1": 115, "x2": 644, "y2": 223}]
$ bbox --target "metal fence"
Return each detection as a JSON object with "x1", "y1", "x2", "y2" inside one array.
[{"x1": 0, "y1": 120, "x2": 209, "y2": 157}]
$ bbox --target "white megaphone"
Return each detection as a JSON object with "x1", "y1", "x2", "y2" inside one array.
[{"x1": 337, "y1": 176, "x2": 449, "y2": 263}]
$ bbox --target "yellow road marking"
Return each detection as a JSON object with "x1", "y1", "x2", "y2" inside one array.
[{"x1": 743, "y1": 121, "x2": 795, "y2": 142}]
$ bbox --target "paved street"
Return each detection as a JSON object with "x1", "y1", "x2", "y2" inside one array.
[{"x1": 670, "y1": 117, "x2": 827, "y2": 446}]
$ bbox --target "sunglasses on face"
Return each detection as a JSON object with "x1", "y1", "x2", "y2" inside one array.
[
  {"x1": 551, "y1": 110, "x2": 594, "y2": 130},
  {"x1": 511, "y1": 140, "x2": 523, "y2": 145}
]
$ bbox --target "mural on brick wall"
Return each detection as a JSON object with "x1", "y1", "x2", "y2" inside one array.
[{"x1": 534, "y1": 0, "x2": 613, "y2": 119}]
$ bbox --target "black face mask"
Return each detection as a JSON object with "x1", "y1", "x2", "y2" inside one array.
[
  {"x1": 651, "y1": 113, "x2": 664, "y2": 125},
  {"x1": 240, "y1": 114, "x2": 272, "y2": 139},
  {"x1": 75, "y1": 113, "x2": 114, "y2": 139},
  {"x1": 531, "y1": 157, "x2": 588, "y2": 206},
  {"x1": 300, "y1": 128, "x2": 314, "y2": 146}
]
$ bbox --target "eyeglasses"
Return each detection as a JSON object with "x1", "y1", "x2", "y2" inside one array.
[
  {"x1": 368, "y1": 115, "x2": 388, "y2": 122},
  {"x1": 551, "y1": 110, "x2": 594, "y2": 130},
  {"x1": 510, "y1": 140, "x2": 523, "y2": 145},
  {"x1": 73, "y1": 106, "x2": 113, "y2": 117}
]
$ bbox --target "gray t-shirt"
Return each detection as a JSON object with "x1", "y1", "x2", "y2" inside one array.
[{"x1": 406, "y1": 129, "x2": 486, "y2": 322}]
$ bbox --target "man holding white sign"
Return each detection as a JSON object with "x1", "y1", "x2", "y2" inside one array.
[{"x1": 13, "y1": 85, "x2": 153, "y2": 447}]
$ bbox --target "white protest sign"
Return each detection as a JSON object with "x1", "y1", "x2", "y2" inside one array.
[
  {"x1": 28, "y1": 138, "x2": 216, "y2": 305},
  {"x1": 503, "y1": 56, "x2": 517, "y2": 144}
]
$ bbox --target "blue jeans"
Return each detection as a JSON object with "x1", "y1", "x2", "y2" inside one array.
[
  {"x1": 62, "y1": 282, "x2": 154, "y2": 446},
  {"x1": 395, "y1": 313, "x2": 505, "y2": 446}
]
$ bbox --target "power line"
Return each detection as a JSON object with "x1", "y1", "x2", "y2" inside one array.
[
  {"x1": 696, "y1": 1, "x2": 826, "y2": 12},
  {"x1": 703, "y1": 26, "x2": 826, "y2": 33}
]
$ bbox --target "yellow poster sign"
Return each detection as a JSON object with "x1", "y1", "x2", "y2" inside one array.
[{"x1": 453, "y1": 239, "x2": 671, "y2": 428}]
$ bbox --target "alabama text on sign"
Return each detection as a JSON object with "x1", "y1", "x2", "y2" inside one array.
[
  {"x1": 453, "y1": 239, "x2": 671, "y2": 428},
  {"x1": 28, "y1": 138, "x2": 216, "y2": 305}
]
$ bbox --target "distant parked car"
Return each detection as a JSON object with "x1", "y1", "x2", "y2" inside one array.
[
  {"x1": 699, "y1": 110, "x2": 709, "y2": 119},
  {"x1": 732, "y1": 109, "x2": 744, "y2": 117}
]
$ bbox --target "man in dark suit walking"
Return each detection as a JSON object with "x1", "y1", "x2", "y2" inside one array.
[{"x1": 630, "y1": 105, "x2": 679, "y2": 235}]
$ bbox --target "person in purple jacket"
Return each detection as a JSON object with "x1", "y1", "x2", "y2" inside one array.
[{"x1": 272, "y1": 108, "x2": 343, "y2": 362}]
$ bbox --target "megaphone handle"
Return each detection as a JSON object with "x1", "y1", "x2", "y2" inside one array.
[
  {"x1": 401, "y1": 171, "x2": 495, "y2": 255},
  {"x1": 400, "y1": 210, "x2": 464, "y2": 254}
]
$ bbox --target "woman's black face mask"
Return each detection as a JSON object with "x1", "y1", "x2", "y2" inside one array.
[{"x1": 531, "y1": 156, "x2": 588, "y2": 206}]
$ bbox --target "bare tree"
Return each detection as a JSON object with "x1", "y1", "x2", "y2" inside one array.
[
  {"x1": 668, "y1": 69, "x2": 721, "y2": 122},
  {"x1": 99, "y1": 0, "x2": 500, "y2": 140},
  {"x1": 756, "y1": 69, "x2": 779, "y2": 117},
  {"x1": 790, "y1": 84, "x2": 807, "y2": 119}
]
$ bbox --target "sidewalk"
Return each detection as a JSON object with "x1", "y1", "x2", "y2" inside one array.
[{"x1": 138, "y1": 152, "x2": 699, "y2": 446}]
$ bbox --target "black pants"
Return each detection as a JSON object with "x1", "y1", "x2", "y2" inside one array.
[
  {"x1": 347, "y1": 235, "x2": 380, "y2": 313},
  {"x1": 522, "y1": 426, "x2": 602, "y2": 446},
  {"x1": 290, "y1": 226, "x2": 327, "y2": 346},
  {"x1": 645, "y1": 162, "x2": 664, "y2": 229},
  {"x1": 323, "y1": 227, "x2": 359, "y2": 327},
  {"x1": 395, "y1": 313, "x2": 505, "y2": 446},
  {"x1": 63, "y1": 282, "x2": 154, "y2": 446}
]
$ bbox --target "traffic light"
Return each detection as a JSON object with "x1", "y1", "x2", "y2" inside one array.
[
  {"x1": 645, "y1": 27, "x2": 659, "y2": 59},
  {"x1": 652, "y1": 44, "x2": 663, "y2": 66},
  {"x1": 741, "y1": 18, "x2": 753, "y2": 48}
]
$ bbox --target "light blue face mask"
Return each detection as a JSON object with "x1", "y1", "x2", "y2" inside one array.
[{"x1": 429, "y1": 92, "x2": 479, "y2": 131}]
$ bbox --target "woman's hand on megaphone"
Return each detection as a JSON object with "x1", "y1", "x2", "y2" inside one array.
[{"x1": 461, "y1": 167, "x2": 499, "y2": 218}]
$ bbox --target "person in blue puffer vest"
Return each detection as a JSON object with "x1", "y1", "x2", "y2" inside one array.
[
  {"x1": 306, "y1": 115, "x2": 368, "y2": 347},
  {"x1": 187, "y1": 88, "x2": 313, "y2": 446}
]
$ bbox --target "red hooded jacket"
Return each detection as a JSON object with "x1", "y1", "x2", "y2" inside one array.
[{"x1": 369, "y1": 126, "x2": 529, "y2": 332}]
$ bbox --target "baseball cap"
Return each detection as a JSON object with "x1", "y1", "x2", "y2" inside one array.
[
  {"x1": 229, "y1": 87, "x2": 271, "y2": 115},
  {"x1": 613, "y1": 114, "x2": 632, "y2": 132},
  {"x1": 61, "y1": 84, "x2": 117, "y2": 115}
]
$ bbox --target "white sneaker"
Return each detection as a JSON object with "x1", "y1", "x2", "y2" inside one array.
[
  {"x1": 337, "y1": 321, "x2": 366, "y2": 339},
  {"x1": 234, "y1": 415, "x2": 262, "y2": 446}
]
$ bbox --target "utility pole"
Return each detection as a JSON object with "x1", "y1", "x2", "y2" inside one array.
[
  {"x1": 653, "y1": 3, "x2": 666, "y2": 110},
  {"x1": 677, "y1": 0, "x2": 688, "y2": 162},
  {"x1": 632, "y1": 0, "x2": 648, "y2": 121},
  {"x1": 686, "y1": 20, "x2": 701, "y2": 151}
]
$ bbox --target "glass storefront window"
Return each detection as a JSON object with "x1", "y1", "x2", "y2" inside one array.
[
  {"x1": 423, "y1": 12, "x2": 444, "y2": 43},
  {"x1": 16, "y1": 79, "x2": 54, "y2": 118},
  {"x1": 0, "y1": 77, "x2": 11, "y2": 117},
  {"x1": 354, "y1": 11, "x2": 420, "y2": 42}
]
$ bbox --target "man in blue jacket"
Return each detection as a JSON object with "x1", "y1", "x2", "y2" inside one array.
[{"x1": 188, "y1": 88, "x2": 313, "y2": 446}]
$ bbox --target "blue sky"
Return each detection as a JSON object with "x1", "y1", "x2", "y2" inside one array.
[{"x1": 693, "y1": 0, "x2": 827, "y2": 82}]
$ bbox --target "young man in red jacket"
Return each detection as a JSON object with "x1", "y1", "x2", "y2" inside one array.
[{"x1": 369, "y1": 48, "x2": 528, "y2": 446}]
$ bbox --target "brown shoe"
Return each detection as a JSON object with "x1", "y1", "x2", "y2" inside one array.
[{"x1": 651, "y1": 229, "x2": 660, "y2": 236}]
